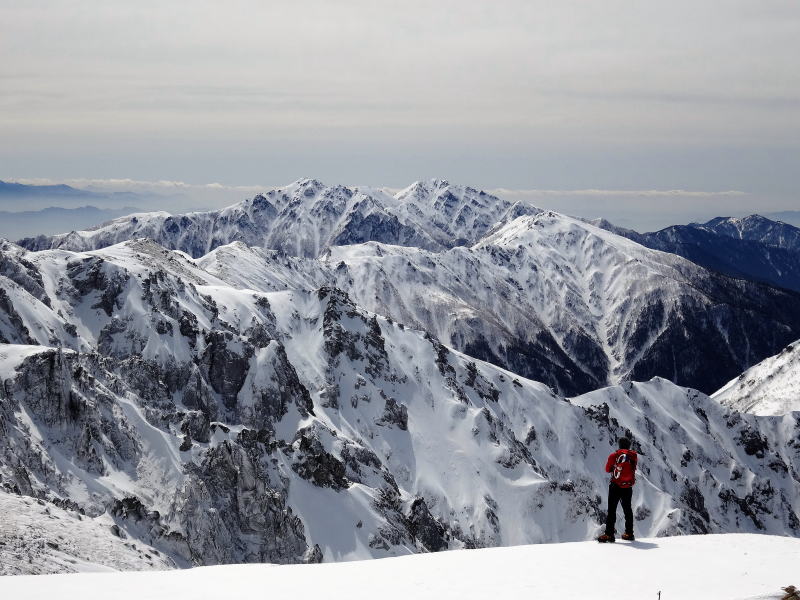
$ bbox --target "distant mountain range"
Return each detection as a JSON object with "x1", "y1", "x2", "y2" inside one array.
[
  {"x1": 14, "y1": 179, "x2": 800, "y2": 396},
  {"x1": 0, "y1": 180, "x2": 141, "y2": 205},
  {"x1": 594, "y1": 214, "x2": 800, "y2": 292},
  {"x1": 0, "y1": 180, "x2": 99, "y2": 198}
]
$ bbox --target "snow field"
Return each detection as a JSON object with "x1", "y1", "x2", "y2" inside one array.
[{"x1": 3, "y1": 534, "x2": 797, "y2": 600}]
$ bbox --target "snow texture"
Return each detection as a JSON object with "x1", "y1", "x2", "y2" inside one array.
[
  {"x1": 0, "y1": 491, "x2": 173, "y2": 575},
  {"x1": 714, "y1": 340, "x2": 800, "y2": 416},
  {"x1": 2, "y1": 534, "x2": 798, "y2": 600}
]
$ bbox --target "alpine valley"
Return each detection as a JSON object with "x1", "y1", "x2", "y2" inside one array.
[{"x1": 2, "y1": 179, "x2": 799, "y2": 574}]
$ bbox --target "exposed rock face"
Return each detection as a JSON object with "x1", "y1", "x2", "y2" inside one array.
[
  {"x1": 291, "y1": 428, "x2": 349, "y2": 491},
  {"x1": 408, "y1": 497, "x2": 448, "y2": 552}
]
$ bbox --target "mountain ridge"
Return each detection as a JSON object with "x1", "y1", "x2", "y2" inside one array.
[
  {"x1": 9, "y1": 182, "x2": 800, "y2": 396},
  {"x1": 592, "y1": 214, "x2": 800, "y2": 292},
  {"x1": 16, "y1": 179, "x2": 542, "y2": 258}
]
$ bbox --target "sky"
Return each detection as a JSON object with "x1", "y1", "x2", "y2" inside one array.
[{"x1": 1, "y1": 1, "x2": 799, "y2": 228}]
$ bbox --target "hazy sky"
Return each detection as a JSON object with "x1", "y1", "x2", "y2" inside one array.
[{"x1": 1, "y1": 1, "x2": 799, "y2": 222}]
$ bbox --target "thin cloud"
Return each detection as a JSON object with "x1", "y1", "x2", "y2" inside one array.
[
  {"x1": 6, "y1": 177, "x2": 268, "y2": 194},
  {"x1": 490, "y1": 189, "x2": 749, "y2": 198},
  {"x1": 5, "y1": 177, "x2": 749, "y2": 199}
]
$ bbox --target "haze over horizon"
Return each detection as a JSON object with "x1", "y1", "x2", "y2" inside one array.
[
  {"x1": 0, "y1": 176, "x2": 796, "y2": 235},
  {"x1": 1, "y1": 1, "x2": 799, "y2": 228}
]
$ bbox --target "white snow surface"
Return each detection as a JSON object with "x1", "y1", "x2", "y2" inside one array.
[
  {"x1": 713, "y1": 340, "x2": 800, "y2": 415},
  {"x1": 0, "y1": 344, "x2": 59, "y2": 373},
  {"x1": 3, "y1": 534, "x2": 797, "y2": 600}
]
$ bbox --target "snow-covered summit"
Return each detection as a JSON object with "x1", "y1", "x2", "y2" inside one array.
[
  {"x1": 391, "y1": 179, "x2": 541, "y2": 247},
  {"x1": 692, "y1": 214, "x2": 800, "y2": 251}
]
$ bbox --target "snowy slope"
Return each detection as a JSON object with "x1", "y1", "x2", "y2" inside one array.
[
  {"x1": 3, "y1": 534, "x2": 798, "y2": 600},
  {"x1": 12, "y1": 182, "x2": 800, "y2": 395},
  {"x1": 0, "y1": 491, "x2": 172, "y2": 575},
  {"x1": 591, "y1": 217, "x2": 800, "y2": 293},
  {"x1": 199, "y1": 213, "x2": 800, "y2": 395},
  {"x1": 713, "y1": 341, "x2": 800, "y2": 415},
  {"x1": 389, "y1": 179, "x2": 541, "y2": 247}
]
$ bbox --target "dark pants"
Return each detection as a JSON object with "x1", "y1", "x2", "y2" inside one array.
[{"x1": 605, "y1": 482, "x2": 633, "y2": 536}]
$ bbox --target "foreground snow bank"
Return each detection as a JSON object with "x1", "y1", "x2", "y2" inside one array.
[{"x1": 4, "y1": 534, "x2": 797, "y2": 600}]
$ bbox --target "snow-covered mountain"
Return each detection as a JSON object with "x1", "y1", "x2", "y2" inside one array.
[
  {"x1": 592, "y1": 216, "x2": 800, "y2": 292},
  {"x1": 198, "y1": 213, "x2": 800, "y2": 396},
  {"x1": 16, "y1": 179, "x2": 539, "y2": 258},
  {"x1": 1, "y1": 236, "x2": 799, "y2": 572},
  {"x1": 713, "y1": 340, "x2": 800, "y2": 416},
  {"x1": 694, "y1": 215, "x2": 800, "y2": 252},
  {"x1": 15, "y1": 181, "x2": 800, "y2": 395}
]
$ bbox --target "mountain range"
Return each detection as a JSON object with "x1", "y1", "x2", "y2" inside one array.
[
  {"x1": 594, "y1": 214, "x2": 800, "y2": 292},
  {"x1": 1, "y1": 179, "x2": 799, "y2": 572},
  {"x1": 15, "y1": 179, "x2": 800, "y2": 396}
]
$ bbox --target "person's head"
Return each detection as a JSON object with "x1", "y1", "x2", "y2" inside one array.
[{"x1": 618, "y1": 437, "x2": 631, "y2": 450}]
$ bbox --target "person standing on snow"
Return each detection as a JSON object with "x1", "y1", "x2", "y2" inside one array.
[{"x1": 598, "y1": 437, "x2": 638, "y2": 543}]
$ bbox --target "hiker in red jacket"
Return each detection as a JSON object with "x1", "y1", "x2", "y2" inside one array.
[{"x1": 597, "y1": 437, "x2": 638, "y2": 543}]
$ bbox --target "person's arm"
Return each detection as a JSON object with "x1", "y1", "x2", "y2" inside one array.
[{"x1": 605, "y1": 452, "x2": 616, "y2": 473}]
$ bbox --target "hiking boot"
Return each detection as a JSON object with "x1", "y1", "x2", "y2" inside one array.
[
  {"x1": 597, "y1": 534, "x2": 615, "y2": 543},
  {"x1": 621, "y1": 532, "x2": 635, "y2": 541}
]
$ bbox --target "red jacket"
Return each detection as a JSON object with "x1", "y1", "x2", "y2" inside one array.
[{"x1": 606, "y1": 449, "x2": 638, "y2": 488}]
